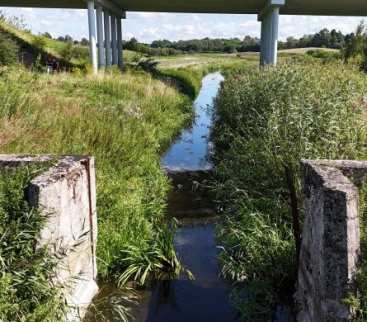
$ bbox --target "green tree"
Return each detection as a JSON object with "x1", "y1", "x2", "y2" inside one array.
[{"x1": 342, "y1": 21, "x2": 366, "y2": 63}]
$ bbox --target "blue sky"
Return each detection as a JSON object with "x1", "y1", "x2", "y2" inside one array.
[{"x1": 0, "y1": 7, "x2": 364, "y2": 43}]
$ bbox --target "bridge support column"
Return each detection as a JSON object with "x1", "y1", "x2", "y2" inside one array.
[
  {"x1": 104, "y1": 10, "x2": 112, "y2": 67},
  {"x1": 87, "y1": 0, "x2": 98, "y2": 74},
  {"x1": 117, "y1": 15, "x2": 124, "y2": 69},
  {"x1": 96, "y1": 5, "x2": 105, "y2": 68},
  {"x1": 259, "y1": 0, "x2": 285, "y2": 66},
  {"x1": 111, "y1": 15, "x2": 118, "y2": 65}
]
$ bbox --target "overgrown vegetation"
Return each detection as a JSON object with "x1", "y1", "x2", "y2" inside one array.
[
  {"x1": 342, "y1": 21, "x2": 367, "y2": 72},
  {"x1": 0, "y1": 13, "x2": 88, "y2": 68},
  {"x1": 0, "y1": 165, "x2": 67, "y2": 322},
  {"x1": 0, "y1": 66, "x2": 193, "y2": 287},
  {"x1": 212, "y1": 61, "x2": 367, "y2": 320},
  {"x1": 0, "y1": 32, "x2": 19, "y2": 65}
]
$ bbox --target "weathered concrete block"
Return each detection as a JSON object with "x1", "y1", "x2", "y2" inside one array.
[
  {"x1": 296, "y1": 160, "x2": 367, "y2": 322},
  {"x1": 0, "y1": 155, "x2": 98, "y2": 322}
]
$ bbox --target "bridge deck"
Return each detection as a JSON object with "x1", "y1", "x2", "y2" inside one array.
[{"x1": 1, "y1": 0, "x2": 367, "y2": 16}]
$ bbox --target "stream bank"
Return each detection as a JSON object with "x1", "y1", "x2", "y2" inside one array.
[{"x1": 85, "y1": 72, "x2": 231, "y2": 322}]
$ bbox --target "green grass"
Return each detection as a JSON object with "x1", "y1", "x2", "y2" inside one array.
[
  {"x1": 0, "y1": 19, "x2": 85, "y2": 66},
  {"x1": 212, "y1": 60, "x2": 367, "y2": 320},
  {"x1": 0, "y1": 65, "x2": 193, "y2": 284},
  {"x1": 0, "y1": 164, "x2": 67, "y2": 322}
]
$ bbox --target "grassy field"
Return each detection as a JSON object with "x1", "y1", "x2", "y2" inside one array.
[
  {"x1": 154, "y1": 52, "x2": 257, "y2": 69},
  {"x1": 0, "y1": 64, "x2": 196, "y2": 310},
  {"x1": 211, "y1": 60, "x2": 367, "y2": 320}
]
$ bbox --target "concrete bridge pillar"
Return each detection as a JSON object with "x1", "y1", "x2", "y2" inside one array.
[
  {"x1": 87, "y1": 0, "x2": 98, "y2": 74},
  {"x1": 111, "y1": 15, "x2": 118, "y2": 65},
  {"x1": 259, "y1": 0, "x2": 285, "y2": 66},
  {"x1": 87, "y1": 1, "x2": 125, "y2": 72},
  {"x1": 117, "y1": 15, "x2": 124, "y2": 69},
  {"x1": 96, "y1": 5, "x2": 105, "y2": 68},
  {"x1": 104, "y1": 9, "x2": 112, "y2": 67}
]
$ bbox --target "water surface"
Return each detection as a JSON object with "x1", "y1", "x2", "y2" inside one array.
[
  {"x1": 134, "y1": 225, "x2": 237, "y2": 322},
  {"x1": 162, "y1": 72, "x2": 224, "y2": 171},
  {"x1": 129, "y1": 72, "x2": 238, "y2": 322}
]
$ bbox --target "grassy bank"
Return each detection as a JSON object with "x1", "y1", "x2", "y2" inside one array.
[
  {"x1": 0, "y1": 65, "x2": 193, "y2": 288},
  {"x1": 0, "y1": 164, "x2": 67, "y2": 322},
  {"x1": 212, "y1": 61, "x2": 367, "y2": 320},
  {"x1": 156, "y1": 57, "x2": 255, "y2": 99}
]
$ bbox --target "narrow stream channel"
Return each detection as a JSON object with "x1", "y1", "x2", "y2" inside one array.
[
  {"x1": 131, "y1": 72, "x2": 238, "y2": 322},
  {"x1": 86, "y1": 72, "x2": 295, "y2": 322},
  {"x1": 162, "y1": 72, "x2": 224, "y2": 172}
]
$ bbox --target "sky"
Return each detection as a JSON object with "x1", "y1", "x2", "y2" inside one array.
[{"x1": 0, "y1": 7, "x2": 364, "y2": 43}]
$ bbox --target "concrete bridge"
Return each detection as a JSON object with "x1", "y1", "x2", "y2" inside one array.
[{"x1": 2, "y1": 0, "x2": 367, "y2": 73}]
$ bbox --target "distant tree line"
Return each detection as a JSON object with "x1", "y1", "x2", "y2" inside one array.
[
  {"x1": 123, "y1": 28, "x2": 351, "y2": 57},
  {"x1": 22, "y1": 27, "x2": 359, "y2": 57},
  {"x1": 54, "y1": 34, "x2": 90, "y2": 46}
]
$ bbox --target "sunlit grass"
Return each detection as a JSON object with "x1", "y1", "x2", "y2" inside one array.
[{"x1": 0, "y1": 65, "x2": 193, "y2": 283}]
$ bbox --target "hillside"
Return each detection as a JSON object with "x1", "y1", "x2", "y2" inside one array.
[{"x1": 0, "y1": 18, "x2": 139, "y2": 69}]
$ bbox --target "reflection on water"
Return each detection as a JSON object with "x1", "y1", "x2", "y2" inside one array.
[
  {"x1": 133, "y1": 225, "x2": 237, "y2": 322},
  {"x1": 162, "y1": 72, "x2": 224, "y2": 171}
]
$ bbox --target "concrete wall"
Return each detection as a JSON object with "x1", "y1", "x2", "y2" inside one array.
[
  {"x1": 296, "y1": 160, "x2": 367, "y2": 322},
  {"x1": 0, "y1": 155, "x2": 98, "y2": 322}
]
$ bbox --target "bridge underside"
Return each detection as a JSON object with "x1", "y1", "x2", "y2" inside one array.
[
  {"x1": 1, "y1": 0, "x2": 366, "y2": 74},
  {"x1": 1, "y1": 0, "x2": 367, "y2": 16}
]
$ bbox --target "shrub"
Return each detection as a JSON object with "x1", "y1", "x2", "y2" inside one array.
[
  {"x1": 306, "y1": 49, "x2": 341, "y2": 61},
  {"x1": 212, "y1": 61, "x2": 367, "y2": 320},
  {"x1": 33, "y1": 35, "x2": 47, "y2": 51},
  {"x1": 0, "y1": 165, "x2": 67, "y2": 322},
  {"x1": 0, "y1": 32, "x2": 19, "y2": 65},
  {"x1": 60, "y1": 42, "x2": 74, "y2": 61}
]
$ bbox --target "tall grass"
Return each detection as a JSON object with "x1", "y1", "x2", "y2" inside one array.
[
  {"x1": 0, "y1": 66, "x2": 193, "y2": 285},
  {"x1": 212, "y1": 61, "x2": 367, "y2": 320},
  {"x1": 0, "y1": 165, "x2": 67, "y2": 322}
]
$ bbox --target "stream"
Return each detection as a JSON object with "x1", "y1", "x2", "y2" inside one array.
[
  {"x1": 86, "y1": 72, "x2": 293, "y2": 322},
  {"x1": 131, "y1": 72, "x2": 237, "y2": 322}
]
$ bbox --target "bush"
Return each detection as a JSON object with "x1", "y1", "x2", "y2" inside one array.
[
  {"x1": 0, "y1": 32, "x2": 19, "y2": 65},
  {"x1": 33, "y1": 35, "x2": 47, "y2": 51},
  {"x1": 306, "y1": 49, "x2": 341, "y2": 61},
  {"x1": 0, "y1": 165, "x2": 67, "y2": 322},
  {"x1": 60, "y1": 42, "x2": 74, "y2": 61},
  {"x1": 212, "y1": 61, "x2": 367, "y2": 320}
]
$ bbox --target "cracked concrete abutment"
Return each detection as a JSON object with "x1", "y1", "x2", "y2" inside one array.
[
  {"x1": 296, "y1": 160, "x2": 367, "y2": 322},
  {"x1": 0, "y1": 155, "x2": 98, "y2": 322}
]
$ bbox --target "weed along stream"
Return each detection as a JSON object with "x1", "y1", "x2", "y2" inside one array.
[{"x1": 86, "y1": 72, "x2": 236, "y2": 322}]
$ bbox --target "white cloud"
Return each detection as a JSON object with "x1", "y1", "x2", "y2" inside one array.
[{"x1": 0, "y1": 7, "x2": 363, "y2": 43}]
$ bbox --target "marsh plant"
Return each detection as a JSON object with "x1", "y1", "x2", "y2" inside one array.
[
  {"x1": 0, "y1": 166, "x2": 67, "y2": 322},
  {"x1": 212, "y1": 61, "x2": 367, "y2": 320},
  {"x1": 84, "y1": 288, "x2": 139, "y2": 322}
]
